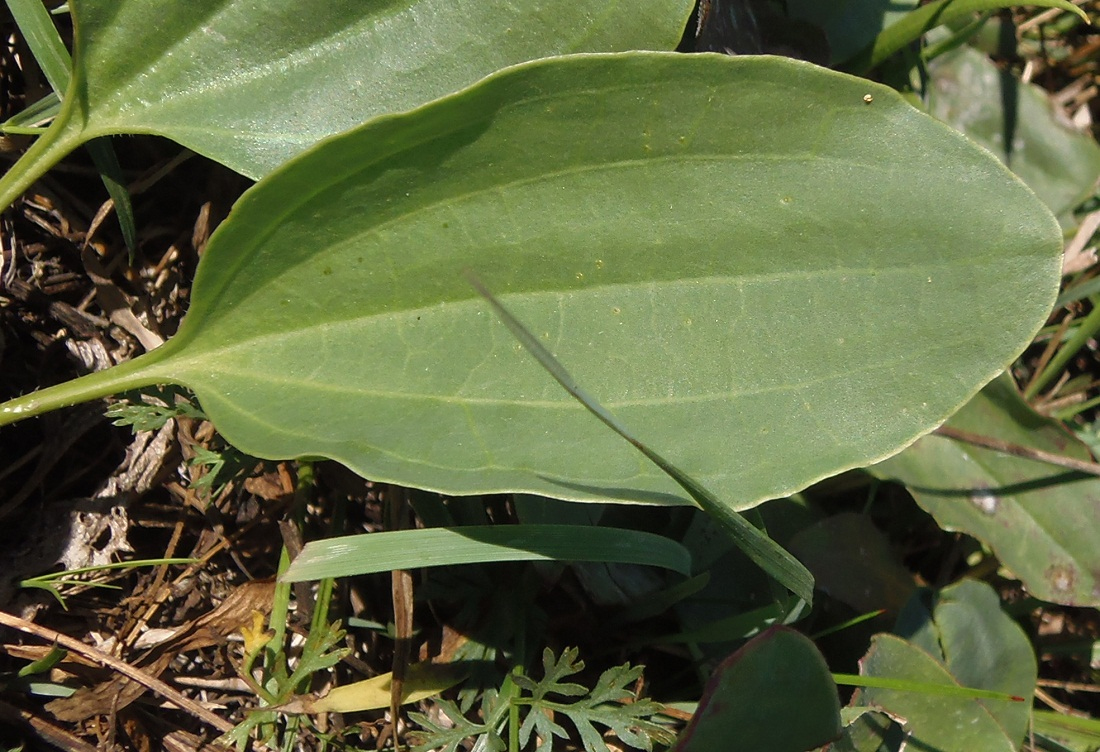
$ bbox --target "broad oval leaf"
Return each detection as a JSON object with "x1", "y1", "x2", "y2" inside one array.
[
  {"x1": 0, "y1": 53, "x2": 1062, "y2": 510},
  {"x1": 0, "y1": 0, "x2": 692, "y2": 203}
]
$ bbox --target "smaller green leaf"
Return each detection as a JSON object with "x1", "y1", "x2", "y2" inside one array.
[
  {"x1": 672, "y1": 626, "x2": 841, "y2": 752},
  {"x1": 788, "y1": 512, "x2": 915, "y2": 615},
  {"x1": 281, "y1": 525, "x2": 691, "y2": 582},
  {"x1": 932, "y1": 580, "x2": 1036, "y2": 741},
  {"x1": 409, "y1": 698, "x2": 498, "y2": 752},
  {"x1": 786, "y1": 0, "x2": 918, "y2": 65},
  {"x1": 872, "y1": 374, "x2": 1100, "y2": 606},
  {"x1": 106, "y1": 400, "x2": 205, "y2": 433},
  {"x1": 517, "y1": 648, "x2": 672, "y2": 752},
  {"x1": 852, "y1": 580, "x2": 1036, "y2": 751},
  {"x1": 852, "y1": 634, "x2": 1017, "y2": 751},
  {"x1": 843, "y1": 0, "x2": 1088, "y2": 73}
]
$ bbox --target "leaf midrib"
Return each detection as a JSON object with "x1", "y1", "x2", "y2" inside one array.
[{"x1": 189, "y1": 148, "x2": 991, "y2": 329}]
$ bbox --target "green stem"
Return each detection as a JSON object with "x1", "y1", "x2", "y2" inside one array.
[
  {"x1": 0, "y1": 347, "x2": 176, "y2": 426},
  {"x1": 0, "y1": 114, "x2": 86, "y2": 212}
]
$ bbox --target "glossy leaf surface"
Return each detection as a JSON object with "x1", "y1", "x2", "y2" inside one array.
[
  {"x1": 0, "y1": 53, "x2": 1062, "y2": 511},
  {"x1": 0, "y1": 0, "x2": 693, "y2": 206},
  {"x1": 672, "y1": 626, "x2": 841, "y2": 752},
  {"x1": 873, "y1": 375, "x2": 1100, "y2": 606}
]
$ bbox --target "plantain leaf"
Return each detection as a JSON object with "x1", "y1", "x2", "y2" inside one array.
[
  {"x1": 0, "y1": 0, "x2": 693, "y2": 207},
  {"x1": 0, "y1": 53, "x2": 1062, "y2": 515}
]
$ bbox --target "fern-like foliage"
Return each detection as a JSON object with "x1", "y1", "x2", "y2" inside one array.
[
  {"x1": 409, "y1": 693, "x2": 504, "y2": 752},
  {"x1": 408, "y1": 648, "x2": 674, "y2": 752},
  {"x1": 105, "y1": 386, "x2": 206, "y2": 431}
]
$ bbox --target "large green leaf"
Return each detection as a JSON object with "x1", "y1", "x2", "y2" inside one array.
[
  {"x1": 0, "y1": 0, "x2": 693, "y2": 205},
  {"x1": 0, "y1": 53, "x2": 1062, "y2": 512},
  {"x1": 872, "y1": 374, "x2": 1100, "y2": 606},
  {"x1": 672, "y1": 627, "x2": 841, "y2": 752}
]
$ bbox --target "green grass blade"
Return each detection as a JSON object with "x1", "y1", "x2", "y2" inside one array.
[
  {"x1": 1032, "y1": 709, "x2": 1100, "y2": 746},
  {"x1": 811, "y1": 609, "x2": 887, "y2": 640},
  {"x1": 642, "y1": 604, "x2": 784, "y2": 646},
  {"x1": 5, "y1": 0, "x2": 71, "y2": 92},
  {"x1": 281, "y1": 524, "x2": 691, "y2": 582},
  {"x1": 834, "y1": 673, "x2": 1025, "y2": 703},
  {"x1": 2, "y1": 92, "x2": 60, "y2": 132},
  {"x1": 466, "y1": 272, "x2": 814, "y2": 604},
  {"x1": 1025, "y1": 295, "x2": 1100, "y2": 399},
  {"x1": 85, "y1": 137, "x2": 137, "y2": 253},
  {"x1": 18, "y1": 557, "x2": 197, "y2": 581},
  {"x1": 842, "y1": 0, "x2": 1088, "y2": 73},
  {"x1": 1055, "y1": 275, "x2": 1100, "y2": 309}
]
